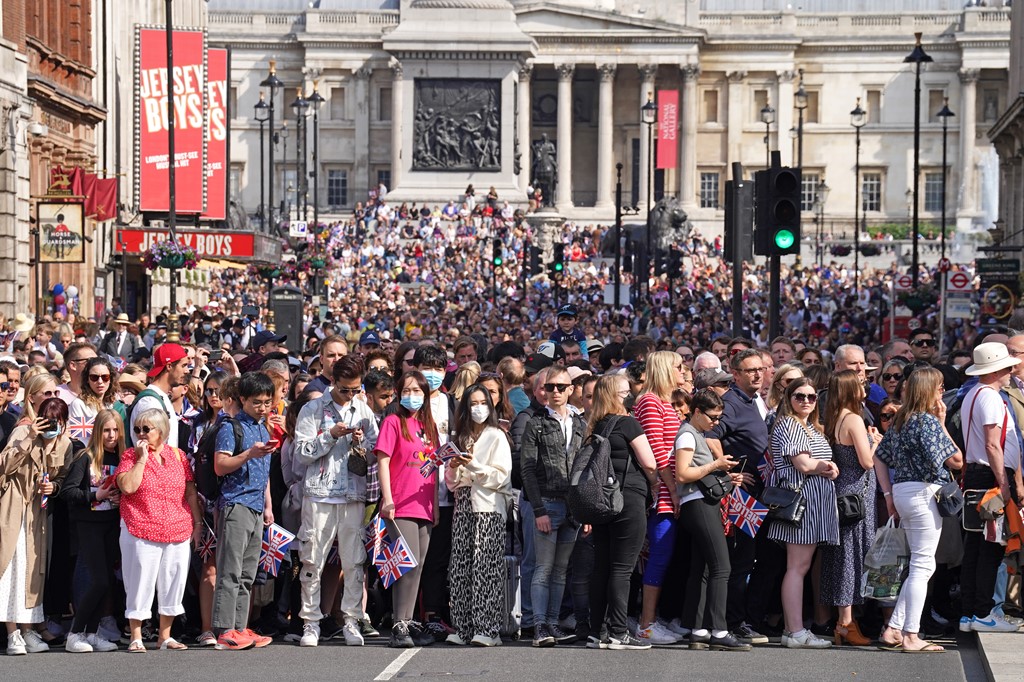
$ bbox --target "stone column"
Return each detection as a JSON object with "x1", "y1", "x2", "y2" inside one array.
[
  {"x1": 556, "y1": 62, "x2": 575, "y2": 211},
  {"x1": 518, "y1": 63, "x2": 533, "y2": 195},
  {"x1": 389, "y1": 59, "x2": 403, "y2": 190},
  {"x1": 959, "y1": 68, "x2": 979, "y2": 215},
  {"x1": 638, "y1": 64, "x2": 658, "y2": 211},
  {"x1": 776, "y1": 70, "x2": 796, "y2": 167},
  {"x1": 353, "y1": 66, "x2": 372, "y2": 203},
  {"x1": 679, "y1": 64, "x2": 700, "y2": 210},
  {"x1": 595, "y1": 63, "x2": 617, "y2": 211},
  {"x1": 726, "y1": 70, "x2": 747, "y2": 179}
]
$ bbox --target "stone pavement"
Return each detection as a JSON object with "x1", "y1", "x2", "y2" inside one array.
[{"x1": 976, "y1": 632, "x2": 1020, "y2": 682}]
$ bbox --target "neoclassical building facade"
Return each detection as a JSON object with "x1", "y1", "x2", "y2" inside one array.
[{"x1": 211, "y1": 0, "x2": 1011, "y2": 237}]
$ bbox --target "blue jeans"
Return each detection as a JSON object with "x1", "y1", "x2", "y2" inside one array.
[
  {"x1": 530, "y1": 498, "x2": 579, "y2": 626},
  {"x1": 520, "y1": 493, "x2": 536, "y2": 627}
]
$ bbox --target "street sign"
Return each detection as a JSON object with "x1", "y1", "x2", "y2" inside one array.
[
  {"x1": 289, "y1": 221, "x2": 308, "y2": 239},
  {"x1": 937, "y1": 257, "x2": 951, "y2": 273},
  {"x1": 946, "y1": 298, "x2": 973, "y2": 319},
  {"x1": 946, "y1": 271, "x2": 972, "y2": 292},
  {"x1": 894, "y1": 274, "x2": 914, "y2": 291},
  {"x1": 907, "y1": 318, "x2": 922, "y2": 330}
]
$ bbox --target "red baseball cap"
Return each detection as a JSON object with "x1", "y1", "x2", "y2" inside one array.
[{"x1": 147, "y1": 343, "x2": 188, "y2": 378}]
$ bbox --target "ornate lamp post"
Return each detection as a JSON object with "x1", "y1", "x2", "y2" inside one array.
[
  {"x1": 641, "y1": 94, "x2": 657, "y2": 290},
  {"x1": 936, "y1": 97, "x2": 955, "y2": 262},
  {"x1": 904, "y1": 32, "x2": 933, "y2": 287},
  {"x1": 794, "y1": 69, "x2": 807, "y2": 170},
  {"x1": 850, "y1": 97, "x2": 866, "y2": 294},
  {"x1": 260, "y1": 62, "x2": 284, "y2": 230},
  {"x1": 760, "y1": 101, "x2": 775, "y2": 169},
  {"x1": 254, "y1": 92, "x2": 269, "y2": 232},
  {"x1": 308, "y1": 82, "x2": 325, "y2": 298},
  {"x1": 290, "y1": 87, "x2": 309, "y2": 222}
]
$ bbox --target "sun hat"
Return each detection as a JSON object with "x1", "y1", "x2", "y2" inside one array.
[{"x1": 964, "y1": 342, "x2": 1021, "y2": 376}]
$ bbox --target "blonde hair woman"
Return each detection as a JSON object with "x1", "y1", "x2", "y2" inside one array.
[
  {"x1": 115, "y1": 408, "x2": 203, "y2": 652},
  {"x1": 450, "y1": 361, "x2": 482, "y2": 401},
  {"x1": 767, "y1": 363, "x2": 804, "y2": 412},
  {"x1": 19, "y1": 373, "x2": 59, "y2": 425}
]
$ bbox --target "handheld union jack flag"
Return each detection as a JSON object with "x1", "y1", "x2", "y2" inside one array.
[
  {"x1": 374, "y1": 535, "x2": 418, "y2": 589},
  {"x1": 40, "y1": 472, "x2": 50, "y2": 509},
  {"x1": 68, "y1": 415, "x2": 94, "y2": 444},
  {"x1": 259, "y1": 523, "x2": 295, "y2": 577},
  {"x1": 757, "y1": 450, "x2": 774, "y2": 485},
  {"x1": 726, "y1": 487, "x2": 768, "y2": 539},
  {"x1": 198, "y1": 523, "x2": 217, "y2": 563},
  {"x1": 105, "y1": 353, "x2": 127, "y2": 372},
  {"x1": 364, "y1": 515, "x2": 391, "y2": 562}
]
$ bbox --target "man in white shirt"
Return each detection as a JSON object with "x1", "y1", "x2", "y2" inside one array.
[
  {"x1": 57, "y1": 342, "x2": 98, "y2": 405},
  {"x1": 959, "y1": 342, "x2": 1022, "y2": 633},
  {"x1": 130, "y1": 344, "x2": 190, "y2": 449}
]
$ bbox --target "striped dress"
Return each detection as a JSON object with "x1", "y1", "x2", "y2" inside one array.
[
  {"x1": 766, "y1": 416, "x2": 840, "y2": 547},
  {"x1": 633, "y1": 393, "x2": 681, "y2": 515}
]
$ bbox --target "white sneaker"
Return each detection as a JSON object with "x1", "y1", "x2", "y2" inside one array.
[
  {"x1": 65, "y1": 632, "x2": 94, "y2": 653},
  {"x1": 782, "y1": 629, "x2": 831, "y2": 649},
  {"x1": 299, "y1": 622, "x2": 320, "y2": 647},
  {"x1": 959, "y1": 616, "x2": 974, "y2": 632},
  {"x1": 87, "y1": 633, "x2": 118, "y2": 652},
  {"x1": 6, "y1": 630, "x2": 26, "y2": 655},
  {"x1": 21, "y1": 630, "x2": 50, "y2": 653},
  {"x1": 637, "y1": 621, "x2": 681, "y2": 645},
  {"x1": 97, "y1": 616, "x2": 120, "y2": 644},
  {"x1": 971, "y1": 612, "x2": 1020, "y2": 633},
  {"x1": 342, "y1": 620, "x2": 364, "y2": 646},
  {"x1": 665, "y1": 618, "x2": 690, "y2": 637},
  {"x1": 470, "y1": 633, "x2": 502, "y2": 647}
]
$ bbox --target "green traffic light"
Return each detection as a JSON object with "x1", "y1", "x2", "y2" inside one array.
[
  {"x1": 554, "y1": 263, "x2": 563, "y2": 271},
  {"x1": 774, "y1": 229, "x2": 795, "y2": 250},
  {"x1": 494, "y1": 257, "x2": 503, "y2": 266}
]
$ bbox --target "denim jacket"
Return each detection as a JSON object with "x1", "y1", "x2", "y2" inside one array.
[{"x1": 294, "y1": 392, "x2": 379, "y2": 502}]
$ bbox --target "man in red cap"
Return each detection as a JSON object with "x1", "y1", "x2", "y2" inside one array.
[{"x1": 129, "y1": 343, "x2": 190, "y2": 449}]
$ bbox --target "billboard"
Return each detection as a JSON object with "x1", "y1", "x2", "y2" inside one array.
[
  {"x1": 202, "y1": 47, "x2": 228, "y2": 221},
  {"x1": 656, "y1": 90, "x2": 678, "y2": 171},
  {"x1": 135, "y1": 27, "x2": 207, "y2": 214},
  {"x1": 38, "y1": 202, "x2": 86, "y2": 263}
]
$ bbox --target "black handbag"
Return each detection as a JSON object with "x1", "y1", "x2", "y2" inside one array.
[
  {"x1": 696, "y1": 470, "x2": 734, "y2": 504},
  {"x1": 761, "y1": 480, "x2": 807, "y2": 526},
  {"x1": 934, "y1": 479, "x2": 964, "y2": 518},
  {"x1": 347, "y1": 444, "x2": 368, "y2": 476},
  {"x1": 837, "y1": 475, "x2": 872, "y2": 527}
]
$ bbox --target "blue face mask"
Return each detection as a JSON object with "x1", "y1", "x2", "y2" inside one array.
[
  {"x1": 42, "y1": 427, "x2": 62, "y2": 440},
  {"x1": 400, "y1": 394, "x2": 424, "y2": 412},
  {"x1": 422, "y1": 370, "x2": 444, "y2": 392}
]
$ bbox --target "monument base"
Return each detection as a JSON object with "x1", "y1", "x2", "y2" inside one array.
[{"x1": 529, "y1": 208, "x2": 566, "y2": 262}]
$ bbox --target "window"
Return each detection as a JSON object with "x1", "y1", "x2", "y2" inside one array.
[
  {"x1": 377, "y1": 169, "x2": 391, "y2": 193},
  {"x1": 924, "y1": 172, "x2": 944, "y2": 212},
  {"x1": 753, "y1": 89, "x2": 768, "y2": 122},
  {"x1": 801, "y1": 172, "x2": 820, "y2": 213},
  {"x1": 378, "y1": 87, "x2": 392, "y2": 122},
  {"x1": 866, "y1": 89, "x2": 881, "y2": 125},
  {"x1": 927, "y1": 89, "x2": 945, "y2": 123},
  {"x1": 701, "y1": 89, "x2": 719, "y2": 124},
  {"x1": 801, "y1": 91, "x2": 820, "y2": 124},
  {"x1": 328, "y1": 169, "x2": 348, "y2": 208},
  {"x1": 982, "y1": 88, "x2": 999, "y2": 122},
  {"x1": 228, "y1": 87, "x2": 238, "y2": 119},
  {"x1": 229, "y1": 164, "x2": 242, "y2": 202},
  {"x1": 330, "y1": 88, "x2": 346, "y2": 120},
  {"x1": 699, "y1": 172, "x2": 720, "y2": 209},
  {"x1": 862, "y1": 172, "x2": 882, "y2": 212}
]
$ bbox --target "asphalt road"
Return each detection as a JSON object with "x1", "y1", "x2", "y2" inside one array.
[{"x1": 2, "y1": 633, "x2": 987, "y2": 682}]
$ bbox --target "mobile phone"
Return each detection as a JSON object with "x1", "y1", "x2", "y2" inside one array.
[
  {"x1": 210, "y1": 350, "x2": 225, "y2": 362},
  {"x1": 266, "y1": 439, "x2": 280, "y2": 449},
  {"x1": 42, "y1": 419, "x2": 58, "y2": 431}
]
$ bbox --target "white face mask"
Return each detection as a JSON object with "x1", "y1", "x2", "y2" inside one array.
[{"x1": 469, "y1": 405, "x2": 489, "y2": 424}]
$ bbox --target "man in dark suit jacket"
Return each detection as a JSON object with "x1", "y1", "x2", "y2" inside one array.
[{"x1": 99, "y1": 313, "x2": 141, "y2": 360}]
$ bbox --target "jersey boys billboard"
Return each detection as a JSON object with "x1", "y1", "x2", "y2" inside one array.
[
  {"x1": 202, "y1": 48, "x2": 228, "y2": 221},
  {"x1": 135, "y1": 27, "x2": 207, "y2": 214}
]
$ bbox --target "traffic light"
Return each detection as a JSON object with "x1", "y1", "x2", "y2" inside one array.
[
  {"x1": 754, "y1": 166, "x2": 802, "y2": 257},
  {"x1": 528, "y1": 245, "x2": 542, "y2": 275},
  {"x1": 655, "y1": 248, "x2": 670, "y2": 277},
  {"x1": 724, "y1": 177, "x2": 754, "y2": 263},
  {"x1": 549, "y1": 243, "x2": 565, "y2": 278},
  {"x1": 667, "y1": 250, "x2": 683, "y2": 279},
  {"x1": 492, "y1": 238, "x2": 503, "y2": 267}
]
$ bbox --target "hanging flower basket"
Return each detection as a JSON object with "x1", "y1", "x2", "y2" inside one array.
[
  {"x1": 142, "y1": 239, "x2": 198, "y2": 271},
  {"x1": 257, "y1": 265, "x2": 281, "y2": 279}
]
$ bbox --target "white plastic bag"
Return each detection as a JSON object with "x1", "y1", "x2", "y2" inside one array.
[{"x1": 861, "y1": 517, "x2": 910, "y2": 601}]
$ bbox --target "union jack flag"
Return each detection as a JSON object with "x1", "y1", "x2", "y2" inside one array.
[
  {"x1": 757, "y1": 450, "x2": 774, "y2": 485},
  {"x1": 0, "y1": 331, "x2": 17, "y2": 351},
  {"x1": 198, "y1": 523, "x2": 217, "y2": 563},
  {"x1": 259, "y1": 523, "x2": 295, "y2": 577},
  {"x1": 364, "y1": 515, "x2": 391, "y2": 562},
  {"x1": 68, "y1": 415, "x2": 94, "y2": 444},
  {"x1": 105, "y1": 353, "x2": 127, "y2": 372},
  {"x1": 374, "y1": 535, "x2": 418, "y2": 589},
  {"x1": 726, "y1": 488, "x2": 769, "y2": 539}
]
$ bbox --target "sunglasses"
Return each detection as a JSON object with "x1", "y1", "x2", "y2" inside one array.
[
  {"x1": 701, "y1": 411, "x2": 722, "y2": 424},
  {"x1": 881, "y1": 373, "x2": 903, "y2": 382},
  {"x1": 880, "y1": 413, "x2": 896, "y2": 422},
  {"x1": 679, "y1": 354, "x2": 694, "y2": 361},
  {"x1": 0, "y1": 382, "x2": 7, "y2": 391},
  {"x1": 792, "y1": 393, "x2": 818, "y2": 403},
  {"x1": 336, "y1": 387, "x2": 362, "y2": 395},
  {"x1": 910, "y1": 339, "x2": 936, "y2": 348},
  {"x1": 133, "y1": 426, "x2": 152, "y2": 436},
  {"x1": 89, "y1": 374, "x2": 111, "y2": 383},
  {"x1": 204, "y1": 388, "x2": 220, "y2": 396},
  {"x1": 37, "y1": 390, "x2": 58, "y2": 398},
  {"x1": 544, "y1": 383, "x2": 571, "y2": 393}
]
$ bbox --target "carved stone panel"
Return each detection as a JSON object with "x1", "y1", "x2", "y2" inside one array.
[{"x1": 412, "y1": 78, "x2": 501, "y2": 172}]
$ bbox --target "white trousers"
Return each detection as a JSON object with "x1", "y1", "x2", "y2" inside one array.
[
  {"x1": 298, "y1": 499, "x2": 366, "y2": 623},
  {"x1": 888, "y1": 482, "x2": 943, "y2": 634},
  {"x1": 119, "y1": 521, "x2": 191, "y2": 621}
]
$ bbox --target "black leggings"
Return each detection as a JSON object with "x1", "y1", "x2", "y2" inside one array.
[
  {"x1": 679, "y1": 499, "x2": 730, "y2": 633},
  {"x1": 589, "y1": 491, "x2": 647, "y2": 638},
  {"x1": 71, "y1": 521, "x2": 120, "y2": 633}
]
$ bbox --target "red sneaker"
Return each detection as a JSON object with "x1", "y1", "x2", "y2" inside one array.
[
  {"x1": 243, "y1": 629, "x2": 272, "y2": 648},
  {"x1": 215, "y1": 629, "x2": 254, "y2": 650}
]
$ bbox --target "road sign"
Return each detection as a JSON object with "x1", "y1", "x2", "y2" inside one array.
[
  {"x1": 937, "y1": 257, "x2": 951, "y2": 273},
  {"x1": 946, "y1": 298, "x2": 973, "y2": 319},
  {"x1": 946, "y1": 271, "x2": 971, "y2": 292},
  {"x1": 907, "y1": 318, "x2": 922, "y2": 330},
  {"x1": 288, "y1": 221, "x2": 308, "y2": 239},
  {"x1": 894, "y1": 274, "x2": 914, "y2": 291}
]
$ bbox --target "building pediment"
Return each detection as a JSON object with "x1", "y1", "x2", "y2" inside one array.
[{"x1": 515, "y1": 3, "x2": 703, "y2": 40}]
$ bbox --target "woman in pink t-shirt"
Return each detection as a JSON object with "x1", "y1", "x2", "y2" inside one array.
[{"x1": 375, "y1": 371, "x2": 439, "y2": 648}]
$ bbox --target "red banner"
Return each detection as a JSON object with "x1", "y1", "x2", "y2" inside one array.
[
  {"x1": 93, "y1": 179, "x2": 118, "y2": 222},
  {"x1": 136, "y1": 28, "x2": 206, "y2": 214},
  {"x1": 82, "y1": 172, "x2": 97, "y2": 216},
  {"x1": 656, "y1": 90, "x2": 679, "y2": 171},
  {"x1": 117, "y1": 228, "x2": 255, "y2": 259},
  {"x1": 202, "y1": 48, "x2": 227, "y2": 221}
]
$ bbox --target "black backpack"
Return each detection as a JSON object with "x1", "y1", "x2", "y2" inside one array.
[
  {"x1": 194, "y1": 416, "x2": 243, "y2": 501},
  {"x1": 567, "y1": 416, "x2": 626, "y2": 525}
]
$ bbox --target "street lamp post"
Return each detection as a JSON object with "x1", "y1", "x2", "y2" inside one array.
[
  {"x1": 254, "y1": 92, "x2": 269, "y2": 232},
  {"x1": 291, "y1": 87, "x2": 309, "y2": 223},
  {"x1": 937, "y1": 97, "x2": 955, "y2": 262},
  {"x1": 904, "y1": 32, "x2": 933, "y2": 288},
  {"x1": 850, "y1": 98, "x2": 866, "y2": 295},
  {"x1": 641, "y1": 94, "x2": 657, "y2": 292},
  {"x1": 260, "y1": 62, "x2": 284, "y2": 230},
  {"x1": 308, "y1": 82, "x2": 325, "y2": 300},
  {"x1": 614, "y1": 162, "x2": 624, "y2": 308},
  {"x1": 815, "y1": 180, "x2": 830, "y2": 269},
  {"x1": 760, "y1": 101, "x2": 775, "y2": 169},
  {"x1": 274, "y1": 122, "x2": 289, "y2": 219},
  {"x1": 795, "y1": 69, "x2": 807, "y2": 170}
]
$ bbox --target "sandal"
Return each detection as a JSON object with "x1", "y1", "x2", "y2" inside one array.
[
  {"x1": 159, "y1": 637, "x2": 188, "y2": 651},
  {"x1": 127, "y1": 639, "x2": 146, "y2": 652},
  {"x1": 902, "y1": 641, "x2": 945, "y2": 653}
]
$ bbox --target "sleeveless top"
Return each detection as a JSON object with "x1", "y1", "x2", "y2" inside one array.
[{"x1": 676, "y1": 421, "x2": 715, "y2": 500}]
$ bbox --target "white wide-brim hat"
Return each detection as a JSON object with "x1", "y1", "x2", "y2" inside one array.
[{"x1": 964, "y1": 342, "x2": 1021, "y2": 376}]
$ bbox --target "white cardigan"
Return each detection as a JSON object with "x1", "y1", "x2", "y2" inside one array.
[{"x1": 444, "y1": 426, "x2": 513, "y2": 518}]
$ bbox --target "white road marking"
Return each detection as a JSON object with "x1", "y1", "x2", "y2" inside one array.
[{"x1": 374, "y1": 648, "x2": 420, "y2": 681}]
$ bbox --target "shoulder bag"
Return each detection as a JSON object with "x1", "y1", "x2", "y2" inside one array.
[
  {"x1": 837, "y1": 473, "x2": 870, "y2": 526},
  {"x1": 960, "y1": 388, "x2": 1007, "y2": 529},
  {"x1": 761, "y1": 477, "x2": 807, "y2": 526}
]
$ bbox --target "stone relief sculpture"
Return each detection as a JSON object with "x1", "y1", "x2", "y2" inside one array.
[{"x1": 412, "y1": 79, "x2": 501, "y2": 171}]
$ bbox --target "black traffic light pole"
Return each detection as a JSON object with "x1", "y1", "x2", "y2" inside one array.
[{"x1": 729, "y1": 162, "x2": 746, "y2": 338}]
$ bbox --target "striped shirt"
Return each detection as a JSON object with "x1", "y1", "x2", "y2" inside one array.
[{"x1": 633, "y1": 393, "x2": 681, "y2": 515}]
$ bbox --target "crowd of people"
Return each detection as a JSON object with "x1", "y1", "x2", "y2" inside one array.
[{"x1": 0, "y1": 192, "x2": 1019, "y2": 659}]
